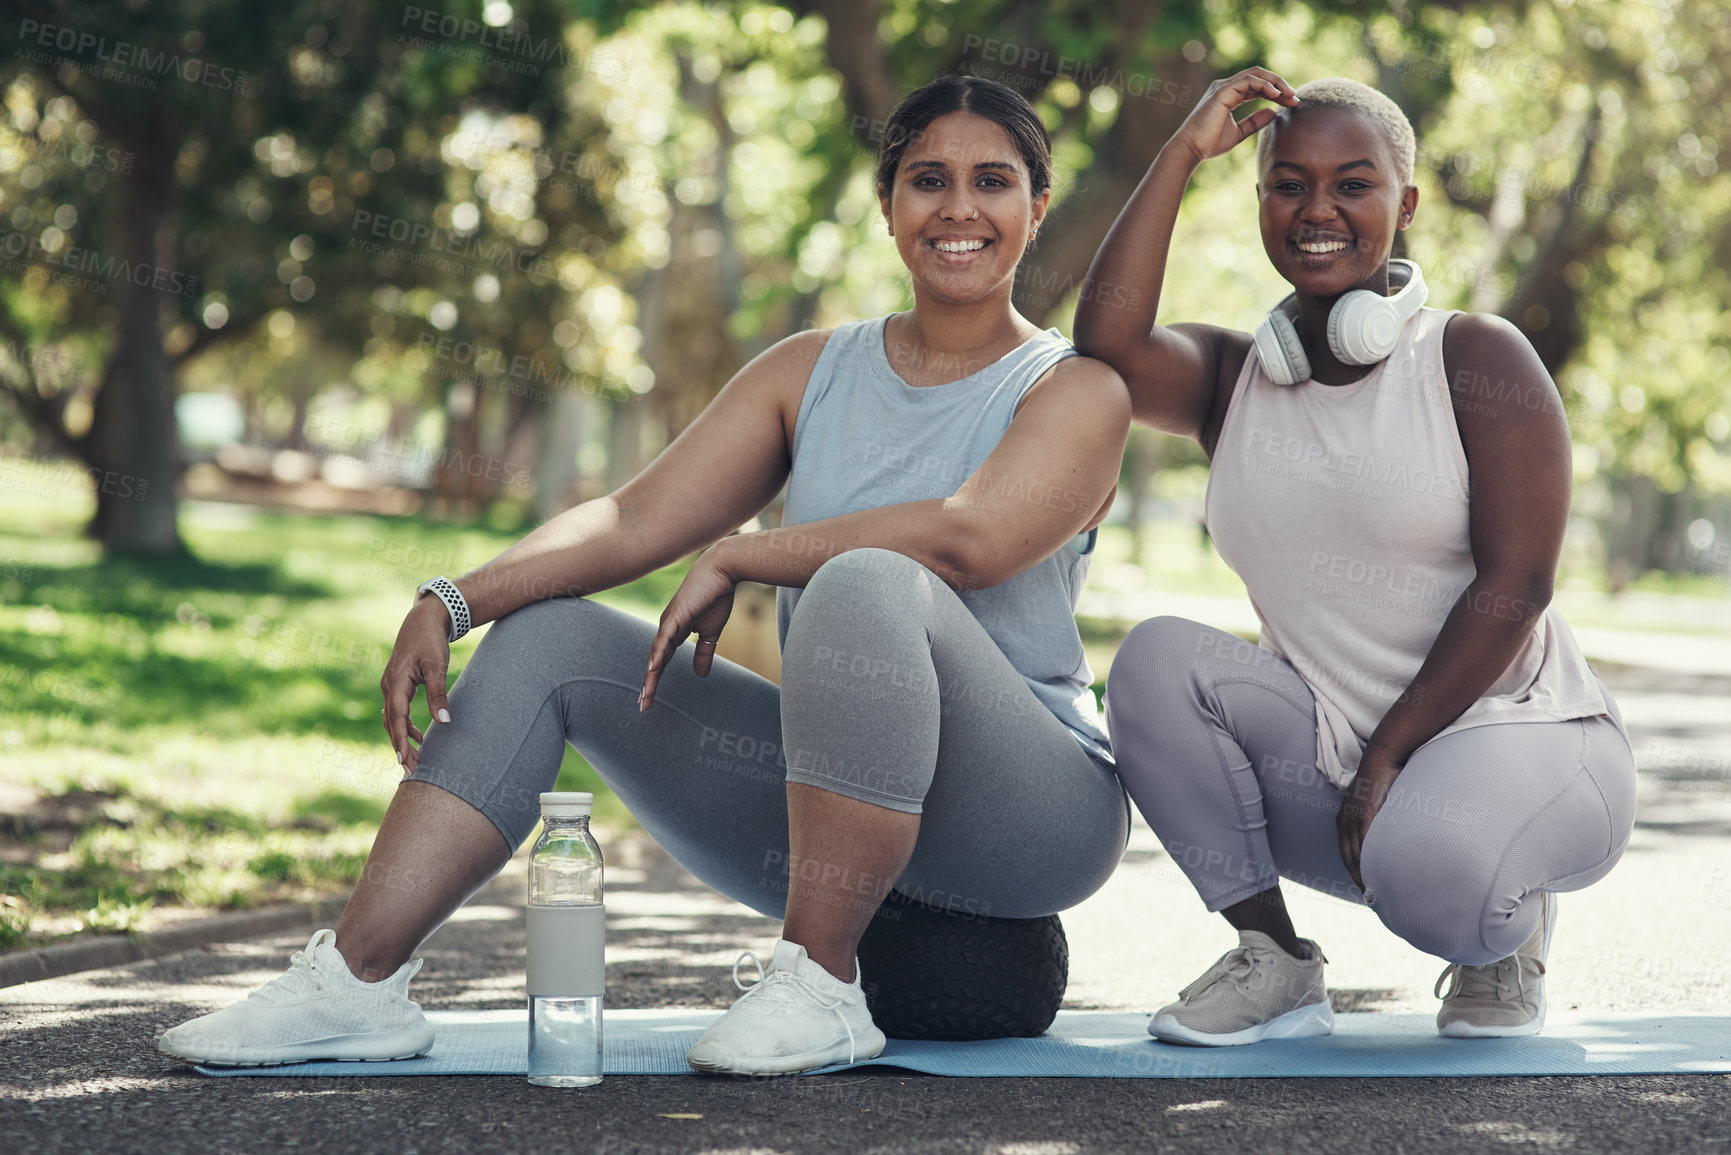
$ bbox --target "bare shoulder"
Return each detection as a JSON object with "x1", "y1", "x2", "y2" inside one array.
[
  {"x1": 713, "y1": 327, "x2": 836, "y2": 396},
  {"x1": 1442, "y1": 309, "x2": 1525, "y2": 344},
  {"x1": 1441, "y1": 311, "x2": 1561, "y2": 406},
  {"x1": 726, "y1": 328, "x2": 836, "y2": 433},
  {"x1": 1442, "y1": 312, "x2": 1547, "y2": 382},
  {"x1": 1028, "y1": 352, "x2": 1132, "y2": 414},
  {"x1": 1209, "y1": 324, "x2": 1256, "y2": 379},
  {"x1": 1197, "y1": 325, "x2": 1255, "y2": 458},
  {"x1": 1441, "y1": 312, "x2": 1568, "y2": 463},
  {"x1": 753, "y1": 327, "x2": 836, "y2": 381}
]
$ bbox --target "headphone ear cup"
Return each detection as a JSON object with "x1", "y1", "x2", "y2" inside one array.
[
  {"x1": 1357, "y1": 301, "x2": 1403, "y2": 363},
  {"x1": 1327, "y1": 289, "x2": 1381, "y2": 365},
  {"x1": 1253, "y1": 311, "x2": 1309, "y2": 386},
  {"x1": 1331, "y1": 262, "x2": 1431, "y2": 365}
]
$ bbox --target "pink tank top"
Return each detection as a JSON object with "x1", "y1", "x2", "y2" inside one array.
[{"x1": 1205, "y1": 306, "x2": 1611, "y2": 787}]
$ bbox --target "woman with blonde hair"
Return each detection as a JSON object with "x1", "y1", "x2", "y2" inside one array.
[{"x1": 1076, "y1": 69, "x2": 1634, "y2": 1046}]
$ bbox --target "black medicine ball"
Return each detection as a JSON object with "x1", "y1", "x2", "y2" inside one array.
[{"x1": 856, "y1": 888, "x2": 1068, "y2": 1041}]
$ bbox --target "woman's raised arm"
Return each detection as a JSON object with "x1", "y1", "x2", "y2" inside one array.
[
  {"x1": 1072, "y1": 68, "x2": 1298, "y2": 441},
  {"x1": 382, "y1": 330, "x2": 824, "y2": 767}
]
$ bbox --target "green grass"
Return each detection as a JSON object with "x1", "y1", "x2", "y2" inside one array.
[
  {"x1": 3, "y1": 467, "x2": 1719, "y2": 950},
  {"x1": 0, "y1": 482, "x2": 681, "y2": 949},
  {"x1": 0, "y1": 493, "x2": 1247, "y2": 951}
]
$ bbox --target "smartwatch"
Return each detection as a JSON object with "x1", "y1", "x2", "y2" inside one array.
[{"x1": 416, "y1": 576, "x2": 472, "y2": 643}]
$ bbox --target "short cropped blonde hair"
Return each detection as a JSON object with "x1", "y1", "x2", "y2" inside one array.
[{"x1": 1256, "y1": 77, "x2": 1417, "y2": 188}]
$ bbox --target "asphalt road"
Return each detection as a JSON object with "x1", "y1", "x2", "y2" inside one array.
[{"x1": 3, "y1": 661, "x2": 1728, "y2": 1154}]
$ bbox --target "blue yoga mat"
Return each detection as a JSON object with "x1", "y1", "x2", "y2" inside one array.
[{"x1": 196, "y1": 1010, "x2": 1731, "y2": 1079}]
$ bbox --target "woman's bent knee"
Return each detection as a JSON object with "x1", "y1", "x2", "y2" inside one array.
[
  {"x1": 479, "y1": 594, "x2": 613, "y2": 649},
  {"x1": 1360, "y1": 839, "x2": 1501, "y2": 963},
  {"x1": 462, "y1": 597, "x2": 645, "y2": 691},
  {"x1": 1105, "y1": 616, "x2": 1210, "y2": 712},
  {"x1": 783, "y1": 549, "x2": 942, "y2": 672},
  {"x1": 798, "y1": 548, "x2": 936, "y2": 613}
]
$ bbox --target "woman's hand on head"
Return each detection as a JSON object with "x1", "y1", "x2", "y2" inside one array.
[
  {"x1": 380, "y1": 595, "x2": 454, "y2": 774},
  {"x1": 639, "y1": 544, "x2": 740, "y2": 711},
  {"x1": 1170, "y1": 67, "x2": 1300, "y2": 168}
]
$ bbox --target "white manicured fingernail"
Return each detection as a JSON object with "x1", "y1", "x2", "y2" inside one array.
[{"x1": 437, "y1": 708, "x2": 451, "y2": 723}]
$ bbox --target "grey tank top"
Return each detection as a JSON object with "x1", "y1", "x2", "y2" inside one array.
[{"x1": 776, "y1": 314, "x2": 1112, "y2": 763}]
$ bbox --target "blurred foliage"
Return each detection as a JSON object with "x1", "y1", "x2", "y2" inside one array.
[
  {"x1": 3, "y1": 0, "x2": 1725, "y2": 940},
  {"x1": 0, "y1": 484, "x2": 673, "y2": 945},
  {"x1": 0, "y1": 0, "x2": 1726, "y2": 568}
]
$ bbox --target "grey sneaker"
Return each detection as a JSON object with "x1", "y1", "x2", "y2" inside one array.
[
  {"x1": 1148, "y1": 931, "x2": 1334, "y2": 1047},
  {"x1": 1435, "y1": 892, "x2": 1556, "y2": 1038}
]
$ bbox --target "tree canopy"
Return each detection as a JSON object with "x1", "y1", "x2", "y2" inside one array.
[{"x1": 0, "y1": 0, "x2": 1724, "y2": 581}]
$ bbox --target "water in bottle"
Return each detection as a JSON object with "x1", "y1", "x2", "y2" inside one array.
[{"x1": 527, "y1": 791, "x2": 604, "y2": 1087}]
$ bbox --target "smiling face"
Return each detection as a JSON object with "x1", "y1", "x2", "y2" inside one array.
[
  {"x1": 878, "y1": 111, "x2": 1049, "y2": 306},
  {"x1": 1257, "y1": 106, "x2": 1419, "y2": 298}
]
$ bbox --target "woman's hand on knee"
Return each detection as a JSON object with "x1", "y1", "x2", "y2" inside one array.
[
  {"x1": 381, "y1": 597, "x2": 453, "y2": 773},
  {"x1": 1337, "y1": 749, "x2": 1403, "y2": 892},
  {"x1": 640, "y1": 546, "x2": 738, "y2": 711}
]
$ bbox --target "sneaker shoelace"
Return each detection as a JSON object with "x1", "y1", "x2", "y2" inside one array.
[
  {"x1": 1178, "y1": 946, "x2": 1263, "y2": 1003},
  {"x1": 245, "y1": 944, "x2": 327, "y2": 1006},
  {"x1": 730, "y1": 950, "x2": 862, "y2": 1064},
  {"x1": 1434, "y1": 953, "x2": 1545, "y2": 1006}
]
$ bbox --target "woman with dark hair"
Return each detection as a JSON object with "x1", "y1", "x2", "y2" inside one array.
[
  {"x1": 160, "y1": 75, "x2": 1132, "y2": 1076},
  {"x1": 1075, "y1": 69, "x2": 1635, "y2": 1046}
]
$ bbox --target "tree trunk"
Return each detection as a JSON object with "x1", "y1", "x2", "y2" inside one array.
[
  {"x1": 1498, "y1": 105, "x2": 1604, "y2": 374},
  {"x1": 605, "y1": 398, "x2": 646, "y2": 492},
  {"x1": 798, "y1": 0, "x2": 897, "y2": 130},
  {"x1": 434, "y1": 379, "x2": 485, "y2": 516},
  {"x1": 535, "y1": 389, "x2": 588, "y2": 522},
  {"x1": 1123, "y1": 429, "x2": 1157, "y2": 567},
  {"x1": 1013, "y1": 51, "x2": 1213, "y2": 325},
  {"x1": 85, "y1": 107, "x2": 182, "y2": 554},
  {"x1": 1603, "y1": 473, "x2": 1675, "y2": 591}
]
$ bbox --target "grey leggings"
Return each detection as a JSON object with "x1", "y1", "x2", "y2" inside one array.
[
  {"x1": 1104, "y1": 617, "x2": 1638, "y2": 966},
  {"x1": 414, "y1": 548, "x2": 1130, "y2": 921}
]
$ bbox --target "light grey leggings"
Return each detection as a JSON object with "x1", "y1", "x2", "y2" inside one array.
[
  {"x1": 413, "y1": 548, "x2": 1129, "y2": 921},
  {"x1": 1104, "y1": 617, "x2": 1638, "y2": 966}
]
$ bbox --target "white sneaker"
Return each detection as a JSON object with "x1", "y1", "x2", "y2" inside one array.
[
  {"x1": 158, "y1": 929, "x2": 436, "y2": 1066},
  {"x1": 1436, "y1": 892, "x2": 1556, "y2": 1038},
  {"x1": 686, "y1": 939, "x2": 887, "y2": 1076}
]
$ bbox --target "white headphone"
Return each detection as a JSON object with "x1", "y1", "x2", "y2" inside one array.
[{"x1": 1251, "y1": 259, "x2": 1429, "y2": 385}]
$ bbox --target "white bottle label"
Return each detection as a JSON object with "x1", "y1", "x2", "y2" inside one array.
[{"x1": 525, "y1": 903, "x2": 605, "y2": 997}]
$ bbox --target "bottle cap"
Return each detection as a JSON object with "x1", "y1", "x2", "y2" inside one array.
[{"x1": 539, "y1": 791, "x2": 593, "y2": 817}]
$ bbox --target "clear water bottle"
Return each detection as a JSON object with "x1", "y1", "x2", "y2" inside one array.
[{"x1": 526, "y1": 791, "x2": 604, "y2": 1087}]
